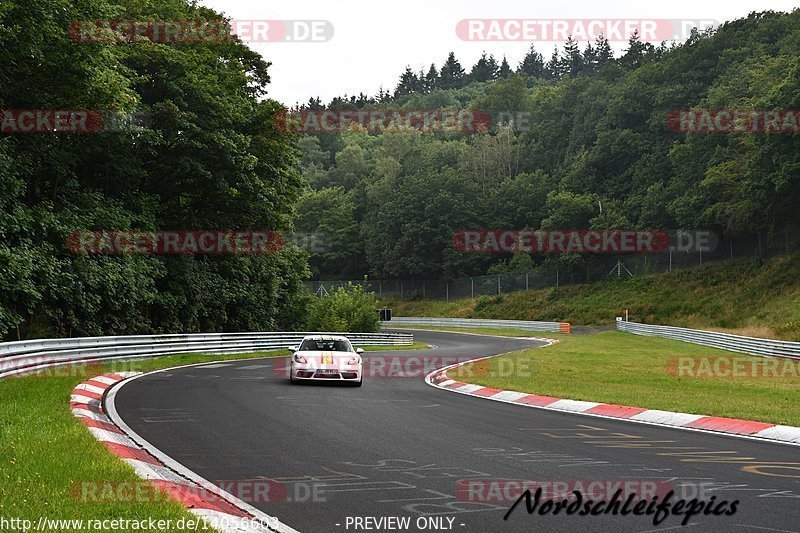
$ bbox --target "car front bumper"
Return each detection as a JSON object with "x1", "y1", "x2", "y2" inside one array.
[{"x1": 291, "y1": 366, "x2": 361, "y2": 381}]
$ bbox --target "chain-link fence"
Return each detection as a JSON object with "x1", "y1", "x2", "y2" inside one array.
[{"x1": 304, "y1": 232, "x2": 800, "y2": 301}]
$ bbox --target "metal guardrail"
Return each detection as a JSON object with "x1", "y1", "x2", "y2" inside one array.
[
  {"x1": 383, "y1": 317, "x2": 571, "y2": 334},
  {"x1": 616, "y1": 321, "x2": 800, "y2": 358},
  {"x1": 0, "y1": 331, "x2": 413, "y2": 379}
]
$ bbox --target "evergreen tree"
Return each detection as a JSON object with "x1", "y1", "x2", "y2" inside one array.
[
  {"x1": 582, "y1": 42, "x2": 598, "y2": 74},
  {"x1": 486, "y1": 54, "x2": 500, "y2": 78},
  {"x1": 620, "y1": 30, "x2": 651, "y2": 69},
  {"x1": 518, "y1": 45, "x2": 546, "y2": 78},
  {"x1": 595, "y1": 34, "x2": 614, "y2": 68},
  {"x1": 375, "y1": 86, "x2": 389, "y2": 102},
  {"x1": 563, "y1": 36, "x2": 584, "y2": 77},
  {"x1": 546, "y1": 45, "x2": 564, "y2": 79},
  {"x1": 423, "y1": 63, "x2": 438, "y2": 92},
  {"x1": 470, "y1": 51, "x2": 498, "y2": 82},
  {"x1": 354, "y1": 92, "x2": 371, "y2": 107},
  {"x1": 395, "y1": 66, "x2": 420, "y2": 97},
  {"x1": 497, "y1": 56, "x2": 512, "y2": 78},
  {"x1": 307, "y1": 96, "x2": 324, "y2": 110},
  {"x1": 439, "y1": 52, "x2": 466, "y2": 89}
]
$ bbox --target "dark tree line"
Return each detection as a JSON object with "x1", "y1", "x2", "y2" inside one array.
[
  {"x1": 305, "y1": 32, "x2": 671, "y2": 109},
  {"x1": 294, "y1": 11, "x2": 800, "y2": 280},
  {"x1": 392, "y1": 32, "x2": 671, "y2": 96}
]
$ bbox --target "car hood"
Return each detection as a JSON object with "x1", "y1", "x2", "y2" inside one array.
[{"x1": 294, "y1": 350, "x2": 358, "y2": 367}]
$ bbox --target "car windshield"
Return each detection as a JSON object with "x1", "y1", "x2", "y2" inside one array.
[{"x1": 299, "y1": 339, "x2": 353, "y2": 352}]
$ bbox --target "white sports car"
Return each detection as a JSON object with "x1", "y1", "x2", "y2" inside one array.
[{"x1": 289, "y1": 335, "x2": 364, "y2": 386}]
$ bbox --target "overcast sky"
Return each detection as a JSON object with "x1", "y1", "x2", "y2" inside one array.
[{"x1": 198, "y1": 0, "x2": 798, "y2": 106}]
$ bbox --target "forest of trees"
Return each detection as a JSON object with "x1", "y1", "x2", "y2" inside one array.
[
  {"x1": 1, "y1": 0, "x2": 310, "y2": 339},
  {"x1": 2, "y1": 4, "x2": 798, "y2": 340},
  {"x1": 294, "y1": 11, "x2": 800, "y2": 280}
]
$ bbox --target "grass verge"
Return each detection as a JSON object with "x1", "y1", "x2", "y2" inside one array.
[
  {"x1": 0, "y1": 342, "x2": 426, "y2": 529},
  {"x1": 445, "y1": 330, "x2": 800, "y2": 427},
  {"x1": 362, "y1": 341, "x2": 429, "y2": 351},
  {"x1": 382, "y1": 255, "x2": 800, "y2": 340}
]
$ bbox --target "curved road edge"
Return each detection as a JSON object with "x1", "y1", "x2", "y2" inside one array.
[
  {"x1": 424, "y1": 336, "x2": 800, "y2": 448},
  {"x1": 71, "y1": 362, "x2": 301, "y2": 533}
]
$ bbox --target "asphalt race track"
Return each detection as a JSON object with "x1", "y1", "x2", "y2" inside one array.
[{"x1": 115, "y1": 330, "x2": 800, "y2": 533}]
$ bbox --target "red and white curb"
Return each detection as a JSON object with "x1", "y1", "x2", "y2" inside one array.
[
  {"x1": 71, "y1": 372, "x2": 298, "y2": 533},
  {"x1": 425, "y1": 337, "x2": 800, "y2": 447}
]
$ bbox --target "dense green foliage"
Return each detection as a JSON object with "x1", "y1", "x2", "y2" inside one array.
[
  {"x1": 0, "y1": 0, "x2": 309, "y2": 339},
  {"x1": 384, "y1": 254, "x2": 800, "y2": 340},
  {"x1": 3, "y1": 6, "x2": 798, "y2": 339},
  {"x1": 295, "y1": 11, "x2": 800, "y2": 280},
  {"x1": 307, "y1": 283, "x2": 380, "y2": 332}
]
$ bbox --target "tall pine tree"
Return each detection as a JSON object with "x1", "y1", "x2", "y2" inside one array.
[
  {"x1": 546, "y1": 45, "x2": 563, "y2": 79},
  {"x1": 423, "y1": 63, "x2": 438, "y2": 92},
  {"x1": 395, "y1": 66, "x2": 420, "y2": 97},
  {"x1": 620, "y1": 30, "x2": 654, "y2": 70},
  {"x1": 470, "y1": 51, "x2": 498, "y2": 82},
  {"x1": 595, "y1": 33, "x2": 614, "y2": 68},
  {"x1": 563, "y1": 36, "x2": 584, "y2": 77},
  {"x1": 497, "y1": 56, "x2": 512, "y2": 78},
  {"x1": 582, "y1": 42, "x2": 598, "y2": 74},
  {"x1": 439, "y1": 52, "x2": 466, "y2": 89},
  {"x1": 518, "y1": 45, "x2": 546, "y2": 78}
]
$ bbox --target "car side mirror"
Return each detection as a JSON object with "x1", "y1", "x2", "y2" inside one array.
[
  {"x1": 289, "y1": 346, "x2": 298, "y2": 353},
  {"x1": 356, "y1": 348, "x2": 364, "y2": 354}
]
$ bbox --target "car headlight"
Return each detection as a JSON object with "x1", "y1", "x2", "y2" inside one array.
[
  {"x1": 293, "y1": 354, "x2": 307, "y2": 364},
  {"x1": 346, "y1": 356, "x2": 360, "y2": 365}
]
